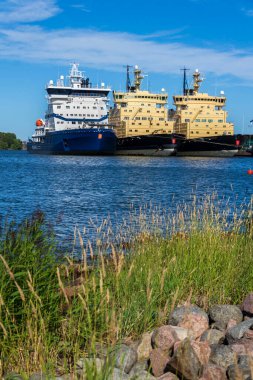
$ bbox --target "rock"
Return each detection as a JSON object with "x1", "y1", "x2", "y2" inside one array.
[
  {"x1": 226, "y1": 319, "x2": 253, "y2": 343},
  {"x1": 227, "y1": 363, "x2": 253, "y2": 380},
  {"x1": 242, "y1": 293, "x2": 253, "y2": 316},
  {"x1": 4, "y1": 374, "x2": 25, "y2": 380},
  {"x1": 169, "y1": 326, "x2": 195, "y2": 341},
  {"x1": 156, "y1": 374, "x2": 179, "y2": 380},
  {"x1": 128, "y1": 360, "x2": 149, "y2": 376},
  {"x1": 169, "y1": 305, "x2": 209, "y2": 338},
  {"x1": 227, "y1": 319, "x2": 239, "y2": 331},
  {"x1": 76, "y1": 357, "x2": 104, "y2": 372},
  {"x1": 200, "y1": 329, "x2": 225, "y2": 345},
  {"x1": 230, "y1": 338, "x2": 253, "y2": 357},
  {"x1": 129, "y1": 370, "x2": 155, "y2": 379},
  {"x1": 209, "y1": 305, "x2": 243, "y2": 330},
  {"x1": 199, "y1": 364, "x2": 227, "y2": 380},
  {"x1": 149, "y1": 348, "x2": 170, "y2": 377},
  {"x1": 190, "y1": 341, "x2": 211, "y2": 366},
  {"x1": 209, "y1": 344, "x2": 236, "y2": 369},
  {"x1": 110, "y1": 344, "x2": 137, "y2": 374},
  {"x1": 151, "y1": 326, "x2": 178, "y2": 352},
  {"x1": 169, "y1": 338, "x2": 203, "y2": 379},
  {"x1": 108, "y1": 368, "x2": 130, "y2": 380},
  {"x1": 244, "y1": 330, "x2": 253, "y2": 339},
  {"x1": 238, "y1": 355, "x2": 252, "y2": 366},
  {"x1": 136, "y1": 332, "x2": 152, "y2": 360},
  {"x1": 29, "y1": 374, "x2": 47, "y2": 380}
]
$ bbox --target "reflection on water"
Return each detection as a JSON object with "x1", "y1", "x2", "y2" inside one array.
[{"x1": 0, "y1": 150, "x2": 252, "y2": 247}]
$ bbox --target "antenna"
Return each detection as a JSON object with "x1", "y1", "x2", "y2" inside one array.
[
  {"x1": 180, "y1": 67, "x2": 190, "y2": 95},
  {"x1": 124, "y1": 65, "x2": 133, "y2": 92}
]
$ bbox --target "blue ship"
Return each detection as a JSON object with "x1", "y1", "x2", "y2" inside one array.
[{"x1": 27, "y1": 63, "x2": 116, "y2": 155}]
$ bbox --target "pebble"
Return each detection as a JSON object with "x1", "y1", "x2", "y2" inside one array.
[
  {"x1": 209, "y1": 344, "x2": 236, "y2": 369},
  {"x1": 226, "y1": 318, "x2": 253, "y2": 343}
]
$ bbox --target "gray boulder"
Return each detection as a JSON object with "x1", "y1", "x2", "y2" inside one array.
[
  {"x1": 226, "y1": 318, "x2": 253, "y2": 344},
  {"x1": 200, "y1": 329, "x2": 225, "y2": 345},
  {"x1": 110, "y1": 344, "x2": 138, "y2": 374},
  {"x1": 209, "y1": 305, "x2": 243, "y2": 329},
  {"x1": 108, "y1": 368, "x2": 130, "y2": 380},
  {"x1": 227, "y1": 363, "x2": 253, "y2": 380},
  {"x1": 209, "y1": 344, "x2": 236, "y2": 369},
  {"x1": 169, "y1": 305, "x2": 208, "y2": 326}
]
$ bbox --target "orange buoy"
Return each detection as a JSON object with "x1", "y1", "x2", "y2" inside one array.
[
  {"x1": 98, "y1": 133, "x2": 103, "y2": 140},
  {"x1": 247, "y1": 169, "x2": 253, "y2": 175}
]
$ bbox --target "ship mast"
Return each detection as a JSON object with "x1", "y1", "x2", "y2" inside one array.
[
  {"x1": 124, "y1": 65, "x2": 133, "y2": 92},
  {"x1": 181, "y1": 67, "x2": 190, "y2": 96}
]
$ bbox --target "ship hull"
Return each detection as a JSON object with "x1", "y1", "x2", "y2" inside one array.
[
  {"x1": 116, "y1": 134, "x2": 177, "y2": 157},
  {"x1": 175, "y1": 135, "x2": 239, "y2": 158},
  {"x1": 27, "y1": 128, "x2": 117, "y2": 155}
]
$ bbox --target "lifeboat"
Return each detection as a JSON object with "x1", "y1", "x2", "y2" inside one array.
[{"x1": 36, "y1": 119, "x2": 44, "y2": 127}]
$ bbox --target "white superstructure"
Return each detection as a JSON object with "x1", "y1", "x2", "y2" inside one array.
[{"x1": 32, "y1": 63, "x2": 111, "y2": 141}]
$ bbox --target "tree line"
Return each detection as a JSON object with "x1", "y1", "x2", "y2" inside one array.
[{"x1": 0, "y1": 132, "x2": 22, "y2": 150}]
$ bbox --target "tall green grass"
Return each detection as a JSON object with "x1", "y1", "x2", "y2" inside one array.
[{"x1": 1, "y1": 199, "x2": 253, "y2": 377}]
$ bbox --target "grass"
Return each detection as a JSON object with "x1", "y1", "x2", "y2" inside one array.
[{"x1": 1, "y1": 198, "x2": 253, "y2": 378}]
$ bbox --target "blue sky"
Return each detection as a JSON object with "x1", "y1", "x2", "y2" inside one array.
[{"x1": 1, "y1": 0, "x2": 253, "y2": 139}]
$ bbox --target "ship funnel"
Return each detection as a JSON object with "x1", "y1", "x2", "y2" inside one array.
[
  {"x1": 101, "y1": 82, "x2": 105, "y2": 88},
  {"x1": 220, "y1": 90, "x2": 225, "y2": 95},
  {"x1": 49, "y1": 80, "x2": 53, "y2": 86},
  {"x1": 135, "y1": 65, "x2": 139, "y2": 69},
  {"x1": 60, "y1": 75, "x2": 64, "y2": 80},
  {"x1": 161, "y1": 88, "x2": 165, "y2": 92},
  {"x1": 195, "y1": 69, "x2": 199, "y2": 73}
]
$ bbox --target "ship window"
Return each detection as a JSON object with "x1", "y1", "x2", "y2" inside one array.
[
  {"x1": 185, "y1": 119, "x2": 190, "y2": 122},
  {"x1": 70, "y1": 114, "x2": 73, "y2": 116},
  {"x1": 215, "y1": 132, "x2": 218, "y2": 134},
  {"x1": 91, "y1": 114, "x2": 94, "y2": 116},
  {"x1": 202, "y1": 119, "x2": 207, "y2": 122},
  {"x1": 87, "y1": 114, "x2": 90, "y2": 116},
  {"x1": 156, "y1": 104, "x2": 162, "y2": 108},
  {"x1": 196, "y1": 131, "x2": 199, "y2": 134},
  {"x1": 77, "y1": 106, "x2": 80, "y2": 109},
  {"x1": 66, "y1": 106, "x2": 70, "y2": 109},
  {"x1": 146, "y1": 130, "x2": 149, "y2": 132},
  {"x1": 101, "y1": 107, "x2": 104, "y2": 110},
  {"x1": 207, "y1": 132, "x2": 210, "y2": 134},
  {"x1": 135, "y1": 130, "x2": 138, "y2": 132},
  {"x1": 208, "y1": 119, "x2": 213, "y2": 122},
  {"x1": 57, "y1": 106, "x2": 61, "y2": 109},
  {"x1": 72, "y1": 122, "x2": 76, "y2": 124},
  {"x1": 135, "y1": 117, "x2": 140, "y2": 120},
  {"x1": 124, "y1": 117, "x2": 129, "y2": 120},
  {"x1": 196, "y1": 119, "x2": 200, "y2": 122},
  {"x1": 223, "y1": 125, "x2": 226, "y2": 128},
  {"x1": 218, "y1": 120, "x2": 223, "y2": 122},
  {"x1": 191, "y1": 131, "x2": 194, "y2": 134},
  {"x1": 132, "y1": 123, "x2": 135, "y2": 125},
  {"x1": 147, "y1": 110, "x2": 150, "y2": 113},
  {"x1": 139, "y1": 123, "x2": 142, "y2": 125},
  {"x1": 142, "y1": 117, "x2": 147, "y2": 120},
  {"x1": 159, "y1": 118, "x2": 164, "y2": 121}
]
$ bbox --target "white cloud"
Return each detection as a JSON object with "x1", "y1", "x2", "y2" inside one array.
[
  {"x1": 1, "y1": 25, "x2": 253, "y2": 83},
  {"x1": 0, "y1": 0, "x2": 61, "y2": 23}
]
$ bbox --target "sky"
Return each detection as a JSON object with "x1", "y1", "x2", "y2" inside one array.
[{"x1": 1, "y1": 0, "x2": 253, "y2": 139}]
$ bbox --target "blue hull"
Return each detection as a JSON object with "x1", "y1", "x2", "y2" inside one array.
[{"x1": 27, "y1": 128, "x2": 116, "y2": 155}]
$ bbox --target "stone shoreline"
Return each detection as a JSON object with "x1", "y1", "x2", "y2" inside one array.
[{"x1": 6, "y1": 293, "x2": 253, "y2": 380}]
